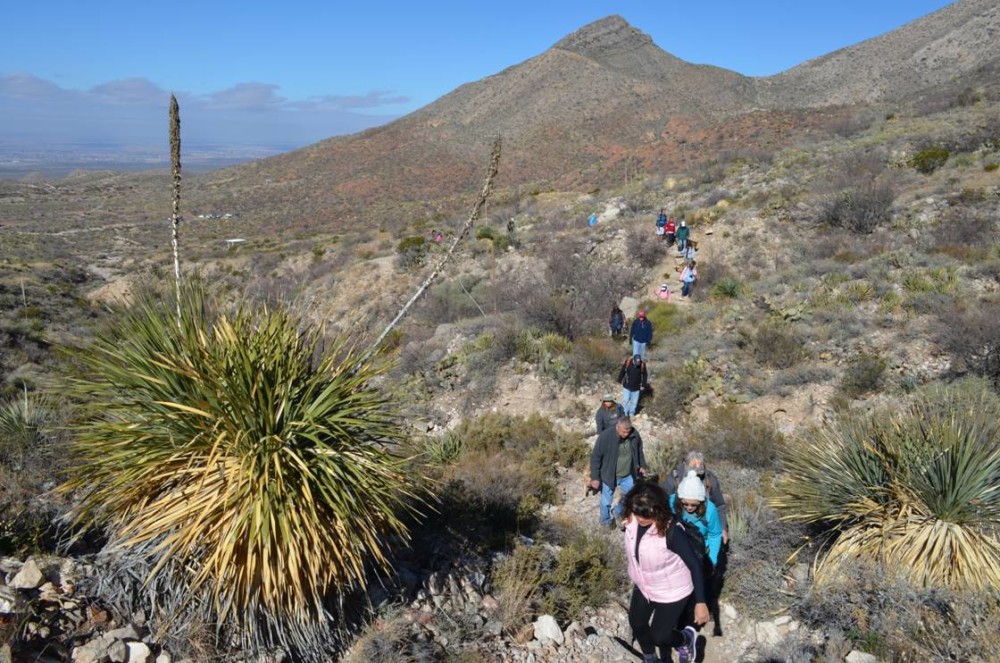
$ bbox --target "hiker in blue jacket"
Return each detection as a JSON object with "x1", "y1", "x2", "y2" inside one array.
[{"x1": 629, "y1": 310, "x2": 653, "y2": 361}]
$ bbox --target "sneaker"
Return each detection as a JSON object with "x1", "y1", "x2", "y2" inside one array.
[{"x1": 677, "y1": 625, "x2": 697, "y2": 662}]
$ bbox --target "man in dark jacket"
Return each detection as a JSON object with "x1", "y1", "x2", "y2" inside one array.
[
  {"x1": 618, "y1": 354, "x2": 648, "y2": 416},
  {"x1": 629, "y1": 310, "x2": 653, "y2": 361},
  {"x1": 595, "y1": 393, "x2": 624, "y2": 434},
  {"x1": 676, "y1": 220, "x2": 691, "y2": 253},
  {"x1": 589, "y1": 417, "x2": 649, "y2": 528}
]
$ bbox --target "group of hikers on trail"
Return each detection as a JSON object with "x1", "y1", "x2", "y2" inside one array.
[
  {"x1": 585, "y1": 207, "x2": 725, "y2": 660},
  {"x1": 590, "y1": 418, "x2": 729, "y2": 662},
  {"x1": 655, "y1": 209, "x2": 699, "y2": 300}
]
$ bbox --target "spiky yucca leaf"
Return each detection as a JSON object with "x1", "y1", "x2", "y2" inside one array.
[
  {"x1": 61, "y1": 284, "x2": 421, "y2": 649},
  {"x1": 772, "y1": 378, "x2": 1000, "y2": 590}
]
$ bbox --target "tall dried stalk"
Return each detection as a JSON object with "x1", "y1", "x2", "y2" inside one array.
[
  {"x1": 359, "y1": 134, "x2": 502, "y2": 367},
  {"x1": 169, "y1": 95, "x2": 183, "y2": 324}
]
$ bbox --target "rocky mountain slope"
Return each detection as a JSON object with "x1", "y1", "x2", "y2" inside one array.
[{"x1": 187, "y1": 0, "x2": 1000, "y2": 233}]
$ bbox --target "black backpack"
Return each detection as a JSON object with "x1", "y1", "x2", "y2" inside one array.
[{"x1": 668, "y1": 518, "x2": 707, "y2": 565}]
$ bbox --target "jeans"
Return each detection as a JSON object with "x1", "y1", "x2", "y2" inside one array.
[
  {"x1": 677, "y1": 237, "x2": 687, "y2": 252},
  {"x1": 600, "y1": 474, "x2": 635, "y2": 525},
  {"x1": 622, "y1": 387, "x2": 640, "y2": 416},
  {"x1": 632, "y1": 340, "x2": 648, "y2": 360},
  {"x1": 682, "y1": 281, "x2": 694, "y2": 297}
]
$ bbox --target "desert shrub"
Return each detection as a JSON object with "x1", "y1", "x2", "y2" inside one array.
[
  {"x1": 641, "y1": 359, "x2": 703, "y2": 421},
  {"x1": 627, "y1": 227, "x2": 664, "y2": 270},
  {"x1": 540, "y1": 529, "x2": 623, "y2": 621},
  {"x1": 641, "y1": 301, "x2": 685, "y2": 341},
  {"x1": 451, "y1": 412, "x2": 587, "y2": 471},
  {"x1": 710, "y1": 276, "x2": 749, "y2": 299},
  {"x1": 343, "y1": 609, "x2": 443, "y2": 663},
  {"x1": 569, "y1": 335, "x2": 623, "y2": 387},
  {"x1": 0, "y1": 392, "x2": 57, "y2": 469},
  {"x1": 819, "y1": 184, "x2": 895, "y2": 234},
  {"x1": 395, "y1": 235, "x2": 428, "y2": 269},
  {"x1": 738, "y1": 317, "x2": 807, "y2": 369},
  {"x1": 511, "y1": 242, "x2": 640, "y2": 340},
  {"x1": 936, "y1": 298, "x2": 1000, "y2": 387},
  {"x1": 768, "y1": 364, "x2": 836, "y2": 393},
  {"x1": 936, "y1": 206, "x2": 997, "y2": 253},
  {"x1": 697, "y1": 404, "x2": 785, "y2": 469},
  {"x1": 60, "y1": 283, "x2": 422, "y2": 658},
  {"x1": 492, "y1": 543, "x2": 546, "y2": 634},
  {"x1": 911, "y1": 147, "x2": 950, "y2": 174},
  {"x1": 837, "y1": 352, "x2": 887, "y2": 398},
  {"x1": 796, "y1": 562, "x2": 1000, "y2": 662},
  {"x1": 772, "y1": 378, "x2": 1000, "y2": 591},
  {"x1": 417, "y1": 275, "x2": 490, "y2": 325}
]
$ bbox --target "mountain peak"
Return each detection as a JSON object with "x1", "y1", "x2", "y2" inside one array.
[{"x1": 552, "y1": 15, "x2": 653, "y2": 58}]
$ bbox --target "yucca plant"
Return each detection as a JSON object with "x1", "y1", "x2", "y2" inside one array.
[
  {"x1": 61, "y1": 283, "x2": 422, "y2": 655},
  {"x1": 0, "y1": 391, "x2": 56, "y2": 468},
  {"x1": 771, "y1": 377, "x2": 1000, "y2": 590}
]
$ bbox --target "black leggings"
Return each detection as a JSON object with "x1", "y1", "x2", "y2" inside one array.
[{"x1": 628, "y1": 586, "x2": 691, "y2": 658}]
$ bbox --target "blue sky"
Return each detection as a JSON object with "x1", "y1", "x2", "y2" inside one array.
[{"x1": 0, "y1": 0, "x2": 955, "y2": 154}]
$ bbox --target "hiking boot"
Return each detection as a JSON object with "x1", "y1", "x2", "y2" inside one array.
[
  {"x1": 713, "y1": 622, "x2": 723, "y2": 637},
  {"x1": 677, "y1": 625, "x2": 697, "y2": 663}
]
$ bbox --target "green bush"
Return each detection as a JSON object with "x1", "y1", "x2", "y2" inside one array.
[
  {"x1": 710, "y1": 276, "x2": 749, "y2": 299},
  {"x1": 396, "y1": 235, "x2": 427, "y2": 268},
  {"x1": 698, "y1": 404, "x2": 785, "y2": 469},
  {"x1": 541, "y1": 530, "x2": 623, "y2": 621},
  {"x1": 911, "y1": 147, "x2": 950, "y2": 174},
  {"x1": 838, "y1": 352, "x2": 888, "y2": 398},
  {"x1": 772, "y1": 378, "x2": 1000, "y2": 591},
  {"x1": 739, "y1": 317, "x2": 807, "y2": 369},
  {"x1": 819, "y1": 184, "x2": 895, "y2": 234}
]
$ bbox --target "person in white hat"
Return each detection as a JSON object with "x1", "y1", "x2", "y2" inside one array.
[{"x1": 670, "y1": 470, "x2": 726, "y2": 637}]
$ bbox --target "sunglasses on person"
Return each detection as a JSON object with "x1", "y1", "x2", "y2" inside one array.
[{"x1": 680, "y1": 500, "x2": 701, "y2": 509}]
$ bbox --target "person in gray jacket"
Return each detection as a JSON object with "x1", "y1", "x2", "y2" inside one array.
[
  {"x1": 589, "y1": 417, "x2": 649, "y2": 528},
  {"x1": 662, "y1": 451, "x2": 728, "y2": 543},
  {"x1": 595, "y1": 393, "x2": 625, "y2": 434}
]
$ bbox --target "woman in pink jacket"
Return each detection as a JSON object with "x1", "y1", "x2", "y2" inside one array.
[{"x1": 622, "y1": 482, "x2": 709, "y2": 663}]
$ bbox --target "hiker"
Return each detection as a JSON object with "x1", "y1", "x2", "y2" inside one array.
[
  {"x1": 609, "y1": 305, "x2": 626, "y2": 337},
  {"x1": 669, "y1": 471, "x2": 726, "y2": 638},
  {"x1": 668, "y1": 471, "x2": 724, "y2": 566},
  {"x1": 629, "y1": 310, "x2": 653, "y2": 360},
  {"x1": 589, "y1": 417, "x2": 650, "y2": 529},
  {"x1": 654, "y1": 283, "x2": 671, "y2": 302},
  {"x1": 621, "y1": 482, "x2": 709, "y2": 663},
  {"x1": 662, "y1": 451, "x2": 729, "y2": 541},
  {"x1": 595, "y1": 393, "x2": 625, "y2": 434},
  {"x1": 680, "y1": 261, "x2": 697, "y2": 299},
  {"x1": 656, "y1": 209, "x2": 668, "y2": 238},
  {"x1": 663, "y1": 452, "x2": 729, "y2": 636},
  {"x1": 676, "y1": 221, "x2": 691, "y2": 253},
  {"x1": 618, "y1": 353, "x2": 648, "y2": 417},
  {"x1": 682, "y1": 239, "x2": 698, "y2": 263},
  {"x1": 664, "y1": 217, "x2": 677, "y2": 246}
]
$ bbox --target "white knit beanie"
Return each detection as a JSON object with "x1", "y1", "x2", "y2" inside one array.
[{"x1": 677, "y1": 470, "x2": 706, "y2": 501}]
